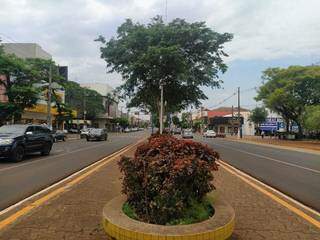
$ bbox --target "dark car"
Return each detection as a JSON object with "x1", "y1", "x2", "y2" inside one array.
[
  {"x1": 0, "y1": 124, "x2": 54, "y2": 162},
  {"x1": 86, "y1": 128, "x2": 108, "y2": 141},
  {"x1": 52, "y1": 130, "x2": 66, "y2": 142}
]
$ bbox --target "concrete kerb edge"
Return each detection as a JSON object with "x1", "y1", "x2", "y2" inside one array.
[
  {"x1": 102, "y1": 195, "x2": 235, "y2": 240},
  {"x1": 225, "y1": 137, "x2": 320, "y2": 155}
]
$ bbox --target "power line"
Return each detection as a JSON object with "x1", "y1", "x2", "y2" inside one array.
[{"x1": 208, "y1": 91, "x2": 237, "y2": 109}]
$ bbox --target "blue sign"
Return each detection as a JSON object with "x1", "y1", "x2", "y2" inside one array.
[{"x1": 260, "y1": 118, "x2": 278, "y2": 131}]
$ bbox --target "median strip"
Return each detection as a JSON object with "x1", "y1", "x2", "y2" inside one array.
[{"x1": 0, "y1": 137, "x2": 147, "y2": 231}]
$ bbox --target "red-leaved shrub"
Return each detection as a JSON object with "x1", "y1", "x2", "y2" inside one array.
[{"x1": 118, "y1": 134, "x2": 219, "y2": 224}]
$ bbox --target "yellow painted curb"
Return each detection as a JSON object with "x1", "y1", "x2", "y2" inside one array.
[
  {"x1": 102, "y1": 195, "x2": 235, "y2": 240},
  {"x1": 0, "y1": 138, "x2": 147, "y2": 231}
]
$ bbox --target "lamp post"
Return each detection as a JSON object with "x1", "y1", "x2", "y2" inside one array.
[{"x1": 159, "y1": 83, "x2": 164, "y2": 134}]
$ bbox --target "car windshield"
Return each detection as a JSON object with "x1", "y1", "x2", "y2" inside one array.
[{"x1": 0, "y1": 125, "x2": 27, "y2": 134}]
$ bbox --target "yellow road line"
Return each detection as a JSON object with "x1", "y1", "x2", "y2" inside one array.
[
  {"x1": 218, "y1": 160, "x2": 320, "y2": 229},
  {"x1": 0, "y1": 138, "x2": 146, "y2": 231}
]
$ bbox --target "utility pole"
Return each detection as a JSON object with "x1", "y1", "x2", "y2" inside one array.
[
  {"x1": 237, "y1": 87, "x2": 242, "y2": 138},
  {"x1": 47, "y1": 63, "x2": 52, "y2": 130},
  {"x1": 83, "y1": 88, "x2": 87, "y2": 128},
  {"x1": 231, "y1": 105, "x2": 234, "y2": 136},
  {"x1": 159, "y1": 83, "x2": 164, "y2": 134}
]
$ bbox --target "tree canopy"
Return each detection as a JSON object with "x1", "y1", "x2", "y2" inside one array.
[
  {"x1": 64, "y1": 81, "x2": 104, "y2": 120},
  {"x1": 248, "y1": 107, "x2": 268, "y2": 125},
  {"x1": 256, "y1": 65, "x2": 320, "y2": 134},
  {"x1": 96, "y1": 16, "x2": 232, "y2": 114},
  {"x1": 303, "y1": 105, "x2": 320, "y2": 132}
]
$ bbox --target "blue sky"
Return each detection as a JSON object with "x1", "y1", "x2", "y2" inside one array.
[
  {"x1": 202, "y1": 54, "x2": 320, "y2": 109},
  {"x1": 0, "y1": 0, "x2": 319, "y2": 111}
]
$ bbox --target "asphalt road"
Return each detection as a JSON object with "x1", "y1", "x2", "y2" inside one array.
[
  {"x1": 0, "y1": 131, "x2": 147, "y2": 211},
  {"x1": 196, "y1": 135, "x2": 320, "y2": 212}
]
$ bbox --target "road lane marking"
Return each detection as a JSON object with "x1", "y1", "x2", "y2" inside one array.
[
  {"x1": 212, "y1": 142, "x2": 320, "y2": 174},
  {"x1": 0, "y1": 137, "x2": 147, "y2": 230},
  {"x1": 218, "y1": 160, "x2": 320, "y2": 228},
  {"x1": 0, "y1": 138, "x2": 123, "y2": 172}
]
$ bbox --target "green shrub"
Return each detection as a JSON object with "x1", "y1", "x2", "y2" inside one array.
[{"x1": 118, "y1": 134, "x2": 219, "y2": 225}]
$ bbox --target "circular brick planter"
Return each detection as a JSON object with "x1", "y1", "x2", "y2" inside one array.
[{"x1": 102, "y1": 194, "x2": 235, "y2": 240}]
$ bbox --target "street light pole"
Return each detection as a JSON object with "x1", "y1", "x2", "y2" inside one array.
[
  {"x1": 83, "y1": 88, "x2": 87, "y2": 128},
  {"x1": 159, "y1": 83, "x2": 164, "y2": 134},
  {"x1": 47, "y1": 63, "x2": 52, "y2": 129}
]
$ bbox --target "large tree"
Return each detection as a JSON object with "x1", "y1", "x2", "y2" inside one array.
[
  {"x1": 248, "y1": 107, "x2": 268, "y2": 125},
  {"x1": 0, "y1": 46, "x2": 40, "y2": 122},
  {"x1": 256, "y1": 65, "x2": 320, "y2": 135},
  {"x1": 96, "y1": 16, "x2": 232, "y2": 114},
  {"x1": 303, "y1": 105, "x2": 320, "y2": 132},
  {"x1": 64, "y1": 81, "x2": 104, "y2": 120}
]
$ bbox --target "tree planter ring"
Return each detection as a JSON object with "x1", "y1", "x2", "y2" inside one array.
[{"x1": 102, "y1": 195, "x2": 235, "y2": 240}]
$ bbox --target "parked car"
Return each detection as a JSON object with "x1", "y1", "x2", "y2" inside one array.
[
  {"x1": 86, "y1": 128, "x2": 108, "y2": 141},
  {"x1": 0, "y1": 124, "x2": 54, "y2": 162},
  {"x1": 68, "y1": 128, "x2": 79, "y2": 134},
  {"x1": 173, "y1": 128, "x2": 182, "y2": 134},
  {"x1": 181, "y1": 129, "x2": 193, "y2": 139},
  {"x1": 124, "y1": 127, "x2": 131, "y2": 133},
  {"x1": 203, "y1": 130, "x2": 216, "y2": 138},
  {"x1": 52, "y1": 130, "x2": 66, "y2": 142},
  {"x1": 131, "y1": 127, "x2": 138, "y2": 132}
]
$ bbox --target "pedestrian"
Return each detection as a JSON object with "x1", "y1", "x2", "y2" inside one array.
[{"x1": 261, "y1": 130, "x2": 265, "y2": 139}]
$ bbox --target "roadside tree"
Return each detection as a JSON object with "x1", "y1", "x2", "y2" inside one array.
[
  {"x1": 248, "y1": 106, "x2": 268, "y2": 133},
  {"x1": 64, "y1": 81, "x2": 104, "y2": 120},
  {"x1": 256, "y1": 66, "x2": 320, "y2": 135},
  {"x1": 96, "y1": 16, "x2": 232, "y2": 116}
]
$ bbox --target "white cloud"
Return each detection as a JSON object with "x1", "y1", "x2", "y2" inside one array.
[{"x1": 0, "y1": 0, "x2": 319, "y2": 88}]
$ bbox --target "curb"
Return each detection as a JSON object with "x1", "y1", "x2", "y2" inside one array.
[
  {"x1": 102, "y1": 195, "x2": 235, "y2": 240},
  {"x1": 225, "y1": 137, "x2": 320, "y2": 155}
]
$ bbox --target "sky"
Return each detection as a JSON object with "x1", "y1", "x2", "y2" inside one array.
[{"x1": 0, "y1": 0, "x2": 319, "y2": 110}]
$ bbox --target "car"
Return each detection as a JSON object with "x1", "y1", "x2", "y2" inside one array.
[
  {"x1": 0, "y1": 124, "x2": 54, "y2": 162},
  {"x1": 131, "y1": 127, "x2": 138, "y2": 132},
  {"x1": 181, "y1": 129, "x2": 193, "y2": 139},
  {"x1": 203, "y1": 130, "x2": 216, "y2": 138},
  {"x1": 124, "y1": 127, "x2": 131, "y2": 133},
  {"x1": 80, "y1": 128, "x2": 92, "y2": 139},
  {"x1": 86, "y1": 128, "x2": 108, "y2": 141},
  {"x1": 68, "y1": 128, "x2": 79, "y2": 134},
  {"x1": 52, "y1": 130, "x2": 66, "y2": 142},
  {"x1": 173, "y1": 128, "x2": 182, "y2": 134}
]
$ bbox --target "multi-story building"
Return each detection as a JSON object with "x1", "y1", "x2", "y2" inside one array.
[
  {"x1": 1, "y1": 43, "x2": 70, "y2": 127},
  {"x1": 2, "y1": 43, "x2": 52, "y2": 60}
]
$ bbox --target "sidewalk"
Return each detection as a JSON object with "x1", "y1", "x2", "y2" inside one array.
[
  {"x1": 0, "y1": 144, "x2": 319, "y2": 240},
  {"x1": 227, "y1": 135, "x2": 320, "y2": 153}
]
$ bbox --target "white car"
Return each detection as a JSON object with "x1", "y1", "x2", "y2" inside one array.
[
  {"x1": 124, "y1": 127, "x2": 131, "y2": 133},
  {"x1": 203, "y1": 130, "x2": 216, "y2": 138}
]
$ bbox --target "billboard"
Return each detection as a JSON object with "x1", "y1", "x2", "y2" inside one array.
[{"x1": 260, "y1": 118, "x2": 278, "y2": 131}]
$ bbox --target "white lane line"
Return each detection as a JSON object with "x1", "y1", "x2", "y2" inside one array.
[
  {"x1": 0, "y1": 139, "x2": 122, "y2": 173},
  {"x1": 209, "y1": 141, "x2": 320, "y2": 174},
  {"x1": 0, "y1": 141, "x2": 136, "y2": 217}
]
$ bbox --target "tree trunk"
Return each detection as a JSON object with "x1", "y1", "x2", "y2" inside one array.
[
  {"x1": 285, "y1": 119, "x2": 290, "y2": 132},
  {"x1": 297, "y1": 122, "x2": 303, "y2": 139}
]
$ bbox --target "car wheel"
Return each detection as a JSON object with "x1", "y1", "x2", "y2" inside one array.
[
  {"x1": 86, "y1": 137, "x2": 90, "y2": 142},
  {"x1": 10, "y1": 146, "x2": 24, "y2": 162},
  {"x1": 41, "y1": 143, "x2": 52, "y2": 156},
  {"x1": 62, "y1": 137, "x2": 66, "y2": 141}
]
